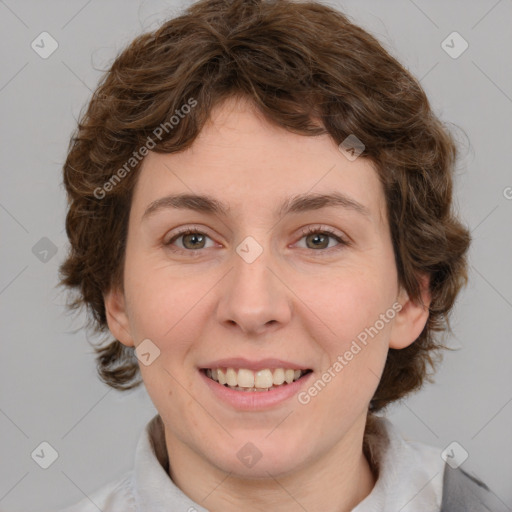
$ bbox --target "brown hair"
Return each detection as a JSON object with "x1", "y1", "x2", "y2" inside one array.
[{"x1": 59, "y1": 0, "x2": 471, "y2": 413}]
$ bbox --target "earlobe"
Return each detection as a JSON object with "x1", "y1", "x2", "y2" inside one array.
[
  {"x1": 389, "y1": 274, "x2": 431, "y2": 350},
  {"x1": 104, "y1": 287, "x2": 135, "y2": 347}
]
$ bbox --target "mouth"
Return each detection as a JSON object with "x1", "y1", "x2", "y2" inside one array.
[{"x1": 201, "y1": 367, "x2": 313, "y2": 392}]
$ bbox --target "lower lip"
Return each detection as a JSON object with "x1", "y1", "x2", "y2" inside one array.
[{"x1": 199, "y1": 370, "x2": 313, "y2": 410}]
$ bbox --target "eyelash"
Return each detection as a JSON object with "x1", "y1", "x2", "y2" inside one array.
[{"x1": 164, "y1": 225, "x2": 349, "y2": 255}]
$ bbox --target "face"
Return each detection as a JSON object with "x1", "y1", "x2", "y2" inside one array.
[{"x1": 105, "y1": 96, "x2": 430, "y2": 479}]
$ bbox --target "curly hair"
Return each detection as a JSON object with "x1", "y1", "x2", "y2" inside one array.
[{"x1": 58, "y1": 0, "x2": 471, "y2": 413}]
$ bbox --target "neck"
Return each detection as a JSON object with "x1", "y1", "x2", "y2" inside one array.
[{"x1": 163, "y1": 413, "x2": 377, "y2": 512}]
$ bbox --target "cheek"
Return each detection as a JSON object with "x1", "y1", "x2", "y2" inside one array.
[
  {"x1": 296, "y1": 263, "x2": 396, "y2": 348},
  {"x1": 298, "y1": 274, "x2": 393, "y2": 416},
  {"x1": 123, "y1": 247, "x2": 212, "y2": 341},
  {"x1": 304, "y1": 262, "x2": 396, "y2": 410}
]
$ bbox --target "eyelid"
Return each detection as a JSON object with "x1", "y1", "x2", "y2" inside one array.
[{"x1": 164, "y1": 224, "x2": 207, "y2": 242}]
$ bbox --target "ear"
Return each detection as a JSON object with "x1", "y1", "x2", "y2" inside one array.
[
  {"x1": 389, "y1": 273, "x2": 431, "y2": 350},
  {"x1": 104, "y1": 287, "x2": 135, "y2": 347}
]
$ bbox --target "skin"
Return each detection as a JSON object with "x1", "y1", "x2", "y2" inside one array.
[{"x1": 104, "y1": 96, "x2": 431, "y2": 512}]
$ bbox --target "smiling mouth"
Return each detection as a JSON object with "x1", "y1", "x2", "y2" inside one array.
[{"x1": 201, "y1": 367, "x2": 313, "y2": 392}]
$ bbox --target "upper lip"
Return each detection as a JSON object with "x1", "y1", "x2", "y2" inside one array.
[{"x1": 199, "y1": 358, "x2": 312, "y2": 371}]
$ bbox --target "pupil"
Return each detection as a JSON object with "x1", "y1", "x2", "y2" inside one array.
[
  {"x1": 184, "y1": 233, "x2": 204, "y2": 249},
  {"x1": 309, "y1": 233, "x2": 327, "y2": 249}
]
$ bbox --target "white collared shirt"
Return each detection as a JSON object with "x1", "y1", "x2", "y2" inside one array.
[{"x1": 58, "y1": 414, "x2": 445, "y2": 511}]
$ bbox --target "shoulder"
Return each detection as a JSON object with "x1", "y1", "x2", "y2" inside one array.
[
  {"x1": 441, "y1": 465, "x2": 497, "y2": 512},
  {"x1": 57, "y1": 471, "x2": 136, "y2": 512},
  {"x1": 362, "y1": 416, "x2": 503, "y2": 511}
]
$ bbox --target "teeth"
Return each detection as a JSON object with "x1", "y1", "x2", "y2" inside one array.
[
  {"x1": 226, "y1": 368, "x2": 237, "y2": 387},
  {"x1": 217, "y1": 368, "x2": 227, "y2": 385},
  {"x1": 273, "y1": 368, "x2": 285, "y2": 385},
  {"x1": 206, "y1": 367, "x2": 308, "y2": 389},
  {"x1": 238, "y1": 368, "x2": 255, "y2": 388},
  {"x1": 254, "y1": 369, "x2": 273, "y2": 388}
]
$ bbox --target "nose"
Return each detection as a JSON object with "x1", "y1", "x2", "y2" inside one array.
[{"x1": 215, "y1": 243, "x2": 292, "y2": 336}]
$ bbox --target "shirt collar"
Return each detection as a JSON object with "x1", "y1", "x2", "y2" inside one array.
[
  {"x1": 133, "y1": 414, "x2": 209, "y2": 511},
  {"x1": 133, "y1": 413, "x2": 444, "y2": 511},
  {"x1": 354, "y1": 415, "x2": 445, "y2": 510}
]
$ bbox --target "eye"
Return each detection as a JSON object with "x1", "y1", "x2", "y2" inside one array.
[
  {"x1": 164, "y1": 228, "x2": 216, "y2": 252},
  {"x1": 164, "y1": 225, "x2": 349, "y2": 254},
  {"x1": 295, "y1": 226, "x2": 349, "y2": 251}
]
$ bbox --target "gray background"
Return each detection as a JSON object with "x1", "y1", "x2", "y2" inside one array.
[{"x1": 1, "y1": 0, "x2": 511, "y2": 510}]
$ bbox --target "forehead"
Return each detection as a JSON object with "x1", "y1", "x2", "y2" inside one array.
[{"x1": 131, "y1": 97, "x2": 387, "y2": 228}]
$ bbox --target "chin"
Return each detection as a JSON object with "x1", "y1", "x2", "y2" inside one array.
[{"x1": 205, "y1": 436, "x2": 312, "y2": 479}]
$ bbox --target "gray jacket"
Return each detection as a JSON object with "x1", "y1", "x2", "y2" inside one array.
[{"x1": 441, "y1": 465, "x2": 498, "y2": 511}]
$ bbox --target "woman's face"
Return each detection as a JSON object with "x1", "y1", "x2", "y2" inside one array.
[{"x1": 105, "y1": 96, "x2": 428, "y2": 478}]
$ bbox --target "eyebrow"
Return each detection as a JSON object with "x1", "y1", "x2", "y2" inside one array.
[{"x1": 141, "y1": 191, "x2": 371, "y2": 221}]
